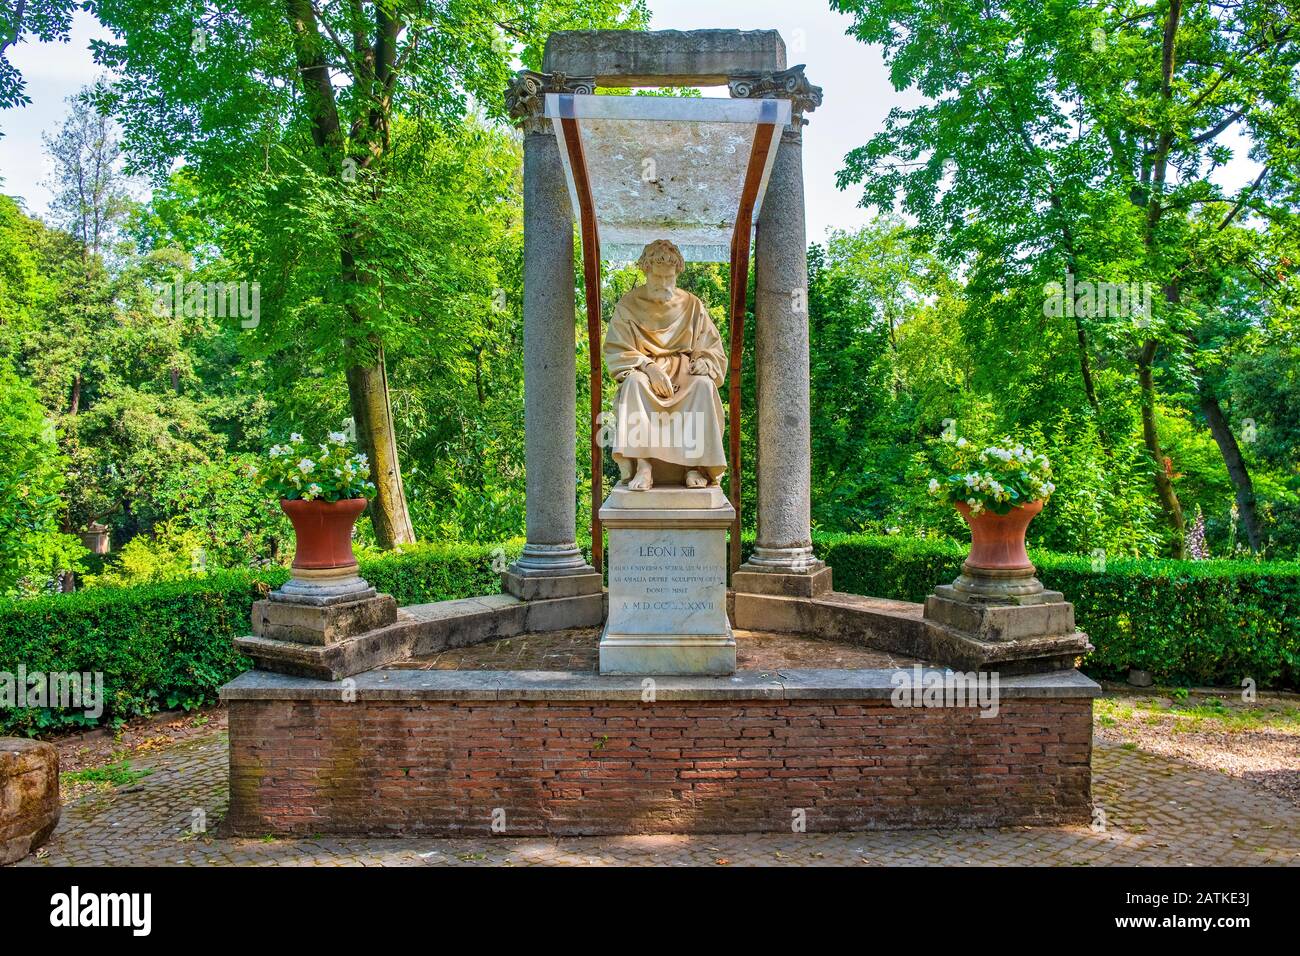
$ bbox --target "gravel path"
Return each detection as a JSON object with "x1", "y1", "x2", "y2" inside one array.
[{"x1": 1095, "y1": 688, "x2": 1300, "y2": 808}]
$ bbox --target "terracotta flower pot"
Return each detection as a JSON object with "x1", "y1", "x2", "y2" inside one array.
[
  {"x1": 954, "y1": 498, "x2": 1043, "y2": 573},
  {"x1": 280, "y1": 497, "x2": 368, "y2": 571}
]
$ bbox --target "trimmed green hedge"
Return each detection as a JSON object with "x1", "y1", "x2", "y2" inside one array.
[
  {"x1": 2, "y1": 534, "x2": 1297, "y2": 734},
  {"x1": 820, "y1": 534, "x2": 1300, "y2": 689},
  {"x1": 0, "y1": 541, "x2": 521, "y2": 734}
]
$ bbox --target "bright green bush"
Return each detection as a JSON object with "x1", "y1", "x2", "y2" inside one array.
[
  {"x1": 3, "y1": 533, "x2": 1296, "y2": 736},
  {"x1": 0, "y1": 570, "x2": 266, "y2": 735}
]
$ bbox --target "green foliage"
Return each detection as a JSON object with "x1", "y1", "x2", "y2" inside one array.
[
  {"x1": 63, "y1": 760, "x2": 152, "y2": 789},
  {"x1": 0, "y1": 358, "x2": 86, "y2": 595},
  {"x1": 357, "y1": 539, "x2": 521, "y2": 604},
  {"x1": 1019, "y1": 416, "x2": 1164, "y2": 557},
  {"x1": 149, "y1": 454, "x2": 291, "y2": 570},
  {"x1": 4, "y1": 0, "x2": 1299, "y2": 712},
  {"x1": 81, "y1": 517, "x2": 207, "y2": 588},
  {"x1": 0, "y1": 570, "x2": 262, "y2": 735},
  {"x1": 832, "y1": 0, "x2": 1300, "y2": 558},
  {"x1": 0, "y1": 0, "x2": 78, "y2": 109},
  {"x1": 86, "y1": 0, "x2": 647, "y2": 543}
]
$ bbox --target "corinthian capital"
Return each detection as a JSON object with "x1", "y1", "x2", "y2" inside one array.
[
  {"x1": 505, "y1": 70, "x2": 597, "y2": 135},
  {"x1": 727, "y1": 64, "x2": 823, "y2": 128}
]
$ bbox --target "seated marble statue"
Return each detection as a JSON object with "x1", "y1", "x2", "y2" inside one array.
[{"x1": 604, "y1": 238, "x2": 727, "y2": 491}]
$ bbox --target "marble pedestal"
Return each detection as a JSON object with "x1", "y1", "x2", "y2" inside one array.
[{"x1": 599, "y1": 484, "x2": 736, "y2": 675}]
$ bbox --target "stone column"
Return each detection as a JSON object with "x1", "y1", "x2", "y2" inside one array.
[
  {"x1": 502, "y1": 71, "x2": 602, "y2": 600},
  {"x1": 728, "y1": 67, "x2": 830, "y2": 596}
]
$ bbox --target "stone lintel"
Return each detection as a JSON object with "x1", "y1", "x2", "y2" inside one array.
[
  {"x1": 219, "y1": 665, "x2": 1101, "y2": 703},
  {"x1": 543, "y1": 29, "x2": 786, "y2": 86}
]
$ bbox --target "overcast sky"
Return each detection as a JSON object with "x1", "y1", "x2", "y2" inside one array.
[{"x1": 0, "y1": 1, "x2": 1257, "y2": 246}]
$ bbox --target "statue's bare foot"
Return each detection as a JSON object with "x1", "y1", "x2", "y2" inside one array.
[
  {"x1": 684, "y1": 469, "x2": 708, "y2": 489},
  {"x1": 628, "y1": 460, "x2": 654, "y2": 491}
]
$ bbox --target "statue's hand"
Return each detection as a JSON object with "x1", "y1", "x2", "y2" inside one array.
[
  {"x1": 643, "y1": 362, "x2": 674, "y2": 398},
  {"x1": 688, "y1": 358, "x2": 713, "y2": 378}
]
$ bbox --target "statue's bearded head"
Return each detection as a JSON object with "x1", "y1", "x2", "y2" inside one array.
[{"x1": 637, "y1": 239, "x2": 685, "y2": 281}]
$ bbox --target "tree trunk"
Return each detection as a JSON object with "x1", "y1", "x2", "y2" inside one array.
[
  {"x1": 1048, "y1": 191, "x2": 1103, "y2": 426},
  {"x1": 1198, "y1": 386, "x2": 1262, "y2": 552},
  {"x1": 345, "y1": 338, "x2": 415, "y2": 549},
  {"x1": 282, "y1": 0, "x2": 413, "y2": 549},
  {"x1": 1131, "y1": 0, "x2": 1185, "y2": 557},
  {"x1": 1138, "y1": 338, "x2": 1186, "y2": 557},
  {"x1": 1074, "y1": 317, "x2": 1100, "y2": 419}
]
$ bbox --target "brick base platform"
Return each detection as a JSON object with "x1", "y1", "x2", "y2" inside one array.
[{"x1": 221, "y1": 669, "x2": 1098, "y2": 836}]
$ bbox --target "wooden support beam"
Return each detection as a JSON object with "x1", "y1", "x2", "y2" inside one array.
[
  {"x1": 559, "y1": 116, "x2": 605, "y2": 574},
  {"x1": 728, "y1": 121, "x2": 776, "y2": 575}
]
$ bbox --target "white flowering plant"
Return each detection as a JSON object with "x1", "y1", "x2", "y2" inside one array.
[
  {"x1": 926, "y1": 438, "x2": 1055, "y2": 517},
  {"x1": 258, "y1": 432, "x2": 376, "y2": 502}
]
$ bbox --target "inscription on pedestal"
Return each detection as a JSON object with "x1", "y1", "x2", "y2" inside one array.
[{"x1": 607, "y1": 529, "x2": 727, "y2": 636}]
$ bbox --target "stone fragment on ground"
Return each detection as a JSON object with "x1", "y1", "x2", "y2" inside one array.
[{"x1": 0, "y1": 737, "x2": 60, "y2": 864}]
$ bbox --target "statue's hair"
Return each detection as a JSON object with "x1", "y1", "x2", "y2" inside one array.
[{"x1": 636, "y1": 239, "x2": 685, "y2": 276}]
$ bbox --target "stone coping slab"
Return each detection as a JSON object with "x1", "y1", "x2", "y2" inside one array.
[
  {"x1": 543, "y1": 29, "x2": 786, "y2": 86},
  {"x1": 221, "y1": 666, "x2": 1100, "y2": 702}
]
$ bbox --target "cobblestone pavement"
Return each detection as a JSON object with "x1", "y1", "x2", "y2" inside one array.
[
  {"x1": 392, "y1": 627, "x2": 928, "y2": 672},
  {"x1": 15, "y1": 731, "x2": 1299, "y2": 866}
]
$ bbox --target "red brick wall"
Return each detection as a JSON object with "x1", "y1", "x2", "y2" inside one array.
[{"x1": 225, "y1": 698, "x2": 1093, "y2": 836}]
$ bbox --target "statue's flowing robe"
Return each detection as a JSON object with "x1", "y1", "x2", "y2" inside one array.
[{"x1": 603, "y1": 286, "x2": 728, "y2": 482}]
